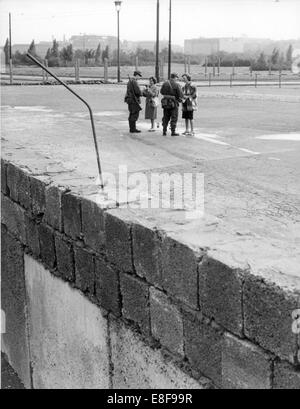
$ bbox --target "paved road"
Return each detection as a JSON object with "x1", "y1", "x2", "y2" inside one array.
[{"x1": 2, "y1": 84, "x2": 300, "y2": 287}]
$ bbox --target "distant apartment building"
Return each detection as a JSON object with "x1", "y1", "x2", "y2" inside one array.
[
  {"x1": 122, "y1": 40, "x2": 182, "y2": 53},
  {"x1": 184, "y1": 36, "x2": 300, "y2": 56},
  {"x1": 184, "y1": 38, "x2": 219, "y2": 55},
  {"x1": 69, "y1": 35, "x2": 117, "y2": 51},
  {"x1": 219, "y1": 38, "x2": 245, "y2": 53}
]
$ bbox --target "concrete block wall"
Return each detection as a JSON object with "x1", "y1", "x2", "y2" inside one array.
[{"x1": 1, "y1": 158, "x2": 300, "y2": 389}]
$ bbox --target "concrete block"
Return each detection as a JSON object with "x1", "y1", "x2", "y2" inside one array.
[
  {"x1": 30, "y1": 176, "x2": 47, "y2": 215},
  {"x1": 24, "y1": 255, "x2": 110, "y2": 389},
  {"x1": 25, "y1": 215, "x2": 40, "y2": 258},
  {"x1": 105, "y1": 211, "x2": 132, "y2": 273},
  {"x1": 198, "y1": 257, "x2": 244, "y2": 336},
  {"x1": 38, "y1": 223, "x2": 56, "y2": 269},
  {"x1": 95, "y1": 257, "x2": 120, "y2": 317},
  {"x1": 1, "y1": 159, "x2": 8, "y2": 195},
  {"x1": 1, "y1": 194, "x2": 26, "y2": 243},
  {"x1": 183, "y1": 309, "x2": 223, "y2": 386},
  {"x1": 81, "y1": 197, "x2": 105, "y2": 253},
  {"x1": 161, "y1": 236, "x2": 200, "y2": 309},
  {"x1": 244, "y1": 274, "x2": 299, "y2": 364},
  {"x1": 62, "y1": 192, "x2": 82, "y2": 240},
  {"x1": 222, "y1": 333, "x2": 272, "y2": 389},
  {"x1": 1, "y1": 227, "x2": 31, "y2": 388},
  {"x1": 120, "y1": 273, "x2": 150, "y2": 335},
  {"x1": 273, "y1": 361, "x2": 300, "y2": 389},
  {"x1": 132, "y1": 222, "x2": 162, "y2": 287},
  {"x1": 110, "y1": 318, "x2": 210, "y2": 389},
  {"x1": 150, "y1": 287, "x2": 184, "y2": 356},
  {"x1": 1, "y1": 353, "x2": 25, "y2": 389},
  {"x1": 45, "y1": 184, "x2": 63, "y2": 231},
  {"x1": 6, "y1": 163, "x2": 31, "y2": 209},
  {"x1": 74, "y1": 246, "x2": 94, "y2": 293},
  {"x1": 55, "y1": 233, "x2": 75, "y2": 282}
]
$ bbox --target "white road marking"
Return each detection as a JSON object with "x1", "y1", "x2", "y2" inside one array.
[
  {"x1": 268, "y1": 157, "x2": 281, "y2": 161},
  {"x1": 237, "y1": 147, "x2": 260, "y2": 155},
  {"x1": 256, "y1": 133, "x2": 300, "y2": 141},
  {"x1": 12, "y1": 106, "x2": 53, "y2": 112},
  {"x1": 193, "y1": 134, "x2": 230, "y2": 146},
  {"x1": 94, "y1": 111, "x2": 125, "y2": 117}
]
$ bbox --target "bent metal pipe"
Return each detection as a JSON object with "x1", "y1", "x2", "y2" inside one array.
[{"x1": 26, "y1": 52, "x2": 104, "y2": 189}]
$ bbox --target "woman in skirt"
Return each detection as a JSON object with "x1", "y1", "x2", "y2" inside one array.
[
  {"x1": 143, "y1": 76, "x2": 159, "y2": 132},
  {"x1": 181, "y1": 74, "x2": 197, "y2": 136}
]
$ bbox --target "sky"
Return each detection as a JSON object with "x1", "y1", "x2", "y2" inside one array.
[{"x1": 0, "y1": 0, "x2": 300, "y2": 46}]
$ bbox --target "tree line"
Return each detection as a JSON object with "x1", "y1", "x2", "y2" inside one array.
[
  {"x1": 3, "y1": 39, "x2": 109, "y2": 67},
  {"x1": 3, "y1": 38, "x2": 294, "y2": 71}
]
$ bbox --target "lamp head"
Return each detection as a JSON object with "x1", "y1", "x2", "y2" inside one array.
[{"x1": 114, "y1": 1, "x2": 122, "y2": 11}]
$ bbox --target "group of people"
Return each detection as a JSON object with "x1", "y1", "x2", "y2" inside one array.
[{"x1": 124, "y1": 70, "x2": 197, "y2": 136}]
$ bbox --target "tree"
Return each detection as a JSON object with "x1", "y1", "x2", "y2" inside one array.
[
  {"x1": 271, "y1": 47, "x2": 280, "y2": 66},
  {"x1": 50, "y1": 39, "x2": 59, "y2": 58},
  {"x1": 84, "y1": 49, "x2": 95, "y2": 65},
  {"x1": 60, "y1": 44, "x2": 73, "y2": 65},
  {"x1": 3, "y1": 38, "x2": 9, "y2": 65},
  {"x1": 47, "y1": 39, "x2": 60, "y2": 66},
  {"x1": 286, "y1": 44, "x2": 293, "y2": 64},
  {"x1": 45, "y1": 48, "x2": 51, "y2": 60},
  {"x1": 95, "y1": 43, "x2": 101, "y2": 65},
  {"x1": 255, "y1": 52, "x2": 268, "y2": 70},
  {"x1": 102, "y1": 45, "x2": 109, "y2": 62},
  {"x1": 28, "y1": 40, "x2": 37, "y2": 56}
]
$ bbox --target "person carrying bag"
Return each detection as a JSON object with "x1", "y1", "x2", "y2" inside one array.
[{"x1": 160, "y1": 73, "x2": 184, "y2": 136}]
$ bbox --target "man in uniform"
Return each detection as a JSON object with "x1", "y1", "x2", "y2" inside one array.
[
  {"x1": 125, "y1": 70, "x2": 143, "y2": 133},
  {"x1": 160, "y1": 72, "x2": 184, "y2": 136}
]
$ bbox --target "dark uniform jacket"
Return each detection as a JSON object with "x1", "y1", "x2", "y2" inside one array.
[
  {"x1": 125, "y1": 78, "x2": 142, "y2": 107},
  {"x1": 160, "y1": 79, "x2": 184, "y2": 106}
]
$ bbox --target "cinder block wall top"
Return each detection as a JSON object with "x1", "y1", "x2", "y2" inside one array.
[{"x1": 1, "y1": 158, "x2": 300, "y2": 389}]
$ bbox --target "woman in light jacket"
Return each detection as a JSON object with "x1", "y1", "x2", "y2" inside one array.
[
  {"x1": 181, "y1": 74, "x2": 197, "y2": 136},
  {"x1": 143, "y1": 76, "x2": 159, "y2": 132}
]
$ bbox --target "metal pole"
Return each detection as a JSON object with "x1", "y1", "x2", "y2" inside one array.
[
  {"x1": 26, "y1": 53, "x2": 104, "y2": 188},
  {"x1": 155, "y1": 0, "x2": 160, "y2": 82},
  {"x1": 45, "y1": 59, "x2": 49, "y2": 81},
  {"x1": 168, "y1": 0, "x2": 172, "y2": 79},
  {"x1": 9, "y1": 12, "x2": 13, "y2": 84},
  {"x1": 279, "y1": 73, "x2": 281, "y2": 88},
  {"x1": 117, "y1": 10, "x2": 120, "y2": 82}
]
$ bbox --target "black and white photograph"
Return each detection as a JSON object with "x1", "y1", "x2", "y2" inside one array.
[{"x1": 0, "y1": 0, "x2": 300, "y2": 393}]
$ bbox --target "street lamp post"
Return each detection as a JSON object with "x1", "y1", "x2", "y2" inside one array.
[
  {"x1": 114, "y1": 1, "x2": 122, "y2": 82},
  {"x1": 9, "y1": 12, "x2": 13, "y2": 84},
  {"x1": 155, "y1": 0, "x2": 160, "y2": 82},
  {"x1": 168, "y1": 0, "x2": 172, "y2": 79}
]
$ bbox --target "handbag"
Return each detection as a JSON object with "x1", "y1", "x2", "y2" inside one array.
[
  {"x1": 161, "y1": 97, "x2": 175, "y2": 109},
  {"x1": 161, "y1": 80, "x2": 176, "y2": 109},
  {"x1": 151, "y1": 97, "x2": 159, "y2": 108},
  {"x1": 185, "y1": 99, "x2": 194, "y2": 112}
]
